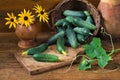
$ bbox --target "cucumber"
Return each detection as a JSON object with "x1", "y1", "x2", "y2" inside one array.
[
  {"x1": 22, "y1": 43, "x2": 48, "y2": 56},
  {"x1": 65, "y1": 16, "x2": 77, "y2": 26},
  {"x1": 55, "y1": 19, "x2": 66, "y2": 27},
  {"x1": 73, "y1": 27, "x2": 93, "y2": 36},
  {"x1": 47, "y1": 31, "x2": 65, "y2": 45},
  {"x1": 65, "y1": 16, "x2": 96, "y2": 30},
  {"x1": 56, "y1": 37, "x2": 66, "y2": 55},
  {"x1": 86, "y1": 15, "x2": 94, "y2": 24},
  {"x1": 56, "y1": 27, "x2": 66, "y2": 33},
  {"x1": 77, "y1": 34, "x2": 86, "y2": 43},
  {"x1": 33, "y1": 53, "x2": 61, "y2": 62},
  {"x1": 55, "y1": 18, "x2": 71, "y2": 27},
  {"x1": 66, "y1": 27, "x2": 79, "y2": 48},
  {"x1": 63, "y1": 10, "x2": 85, "y2": 18},
  {"x1": 83, "y1": 10, "x2": 90, "y2": 16}
]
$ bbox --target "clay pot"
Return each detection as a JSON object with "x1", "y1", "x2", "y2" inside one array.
[
  {"x1": 98, "y1": 0, "x2": 120, "y2": 38},
  {"x1": 15, "y1": 19, "x2": 41, "y2": 49}
]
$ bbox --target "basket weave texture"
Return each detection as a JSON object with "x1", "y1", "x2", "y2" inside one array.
[{"x1": 48, "y1": 0, "x2": 101, "y2": 42}]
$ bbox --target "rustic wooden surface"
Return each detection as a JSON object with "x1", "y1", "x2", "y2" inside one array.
[
  {"x1": 0, "y1": 33, "x2": 120, "y2": 80},
  {"x1": 15, "y1": 45, "x2": 84, "y2": 75}
]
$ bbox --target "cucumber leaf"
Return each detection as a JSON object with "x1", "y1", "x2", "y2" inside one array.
[
  {"x1": 78, "y1": 57, "x2": 91, "y2": 70},
  {"x1": 84, "y1": 44, "x2": 96, "y2": 58},
  {"x1": 98, "y1": 55, "x2": 111, "y2": 68},
  {"x1": 81, "y1": 37, "x2": 112, "y2": 70},
  {"x1": 90, "y1": 37, "x2": 101, "y2": 48}
]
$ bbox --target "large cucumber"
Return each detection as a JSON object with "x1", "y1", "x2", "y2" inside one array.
[
  {"x1": 73, "y1": 27, "x2": 93, "y2": 36},
  {"x1": 63, "y1": 10, "x2": 86, "y2": 18},
  {"x1": 65, "y1": 16, "x2": 96, "y2": 30},
  {"x1": 47, "y1": 31, "x2": 65, "y2": 45},
  {"x1": 22, "y1": 43, "x2": 48, "y2": 56},
  {"x1": 66, "y1": 27, "x2": 79, "y2": 48},
  {"x1": 56, "y1": 37, "x2": 66, "y2": 55},
  {"x1": 33, "y1": 53, "x2": 61, "y2": 62}
]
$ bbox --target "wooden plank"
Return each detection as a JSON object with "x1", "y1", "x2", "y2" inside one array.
[{"x1": 15, "y1": 45, "x2": 84, "y2": 75}]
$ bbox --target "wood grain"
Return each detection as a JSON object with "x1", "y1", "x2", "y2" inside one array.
[
  {"x1": 0, "y1": 33, "x2": 120, "y2": 80},
  {"x1": 15, "y1": 45, "x2": 84, "y2": 75}
]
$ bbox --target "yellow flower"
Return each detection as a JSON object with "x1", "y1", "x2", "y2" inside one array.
[
  {"x1": 33, "y1": 4, "x2": 49, "y2": 23},
  {"x1": 5, "y1": 13, "x2": 18, "y2": 28},
  {"x1": 18, "y1": 9, "x2": 35, "y2": 27}
]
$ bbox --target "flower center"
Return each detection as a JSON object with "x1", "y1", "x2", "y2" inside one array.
[
  {"x1": 10, "y1": 18, "x2": 14, "y2": 22},
  {"x1": 24, "y1": 16, "x2": 28, "y2": 20},
  {"x1": 40, "y1": 11, "x2": 44, "y2": 15}
]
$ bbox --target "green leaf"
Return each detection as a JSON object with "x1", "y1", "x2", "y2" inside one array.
[
  {"x1": 84, "y1": 44, "x2": 96, "y2": 58},
  {"x1": 78, "y1": 57, "x2": 91, "y2": 70},
  {"x1": 98, "y1": 55, "x2": 111, "y2": 68},
  {"x1": 95, "y1": 47, "x2": 107, "y2": 58},
  {"x1": 90, "y1": 37, "x2": 101, "y2": 48},
  {"x1": 84, "y1": 37, "x2": 107, "y2": 58}
]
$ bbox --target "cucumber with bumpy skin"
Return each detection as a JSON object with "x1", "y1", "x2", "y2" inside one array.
[
  {"x1": 66, "y1": 27, "x2": 79, "y2": 48},
  {"x1": 77, "y1": 34, "x2": 86, "y2": 43},
  {"x1": 73, "y1": 27, "x2": 93, "y2": 36},
  {"x1": 55, "y1": 19, "x2": 71, "y2": 27},
  {"x1": 56, "y1": 37, "x2": 66, "y2": 55},
  {"x1": 65, "y1": 16, "x2": 96, "y2": 30},
  {"x1": 33, "y1": 53, "x2": 61, "y2": 62},
  {"x1": 86, "y1": 16, "x2": 94, "y2": 24},
  {"x1": 63, "y1": 10, "x2": 86, "y2": 18},
  {"x1": 47, "y1": 31, "x2": 65, "y2": 45},
  {"x1": 22, "y1": 43, "x2": 48, "y2": 56}
]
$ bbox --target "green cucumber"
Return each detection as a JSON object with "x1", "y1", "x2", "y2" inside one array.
[
  {"x1": 33, "y1": 53, "x2": 61, "y2": 62},
  {"x1": 22, "y1": 43, "x2": 48, "y2": 56},
  {"x1": 83, "y1": 10, "x2": 90, "y2": 16},
  {"x1": 86, "y1": 16, "x2": 94, "y2": 24},
  {"x1": 65, "y1": 16, "x2": 96, "y2": 30},
  {"x1": 56, "y1": 37, "x2": 66, "y2": 55},
  {"x1": 77, "y1": 34, "x2": 86, "y2": 43},
  {"x1": 55, "y1": 19, "x2": 66, "y2": 27},
  {"x1": 73, "y1": 27, "x2": 93, "y2": 36},
  {"x1": 66, "y1": 27, "x2": 79, "y2": 48},
  {"x1": 56, "y1": 27, "x2": 66, "y2": 32},
  {"x1": 47, "y1": 31, "x2": 65, "y2": 45},
  {"x1": 55, "y1": 18, "x2": 71, "y2": 27},
  {"x1": 63, "y1": 10, "x2": 85, "y2": 18}
]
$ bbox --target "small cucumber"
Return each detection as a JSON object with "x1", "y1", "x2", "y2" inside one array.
[
  {"x1": 65, "y1": 16, "x2": 77, "y2": 26},
  {"x1": 83, "y1": 10, "x2": 90, "y2": 16},
  {"x1": 33, "y1": 53, "x2": 61, "y2": 62},
  {"x1": 73, "y1": 27, "x2": 93, "y2": 36},
  {"x1": 66, "y1": 16, "x2": 96, "y2": 30},
  {"x1": 56, "y1": 37, "x2": 66, "y2": 55},
  {"x1": 55, "y1": 18, "x2": 71, "y2": 27},
  {"x1": 77, "y1": 34, "x2": 86, "y2": 43},
  {"x1": 66, "y1": 27, "x2": 79, "y2": 48},
  {"x1": 86, "y1": 15, "x2": 94, "y2": 24},
  {"x1": 47, "y1": 31, "x2": 65, "y2": 45},
  {"x1": 63, "y1": 10, "x2": 85, "y2": 18},
  {"x1": 22, "y1": 43, "x2": 48, "y2": 56},
  {"x1": 55, "y1": 19, "x2": 66, "y2": 27},
  {"x1": 56, "y1": 27, "x2": 66, "y2": 33}
]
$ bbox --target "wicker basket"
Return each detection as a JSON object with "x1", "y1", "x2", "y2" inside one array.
[{"x1": 48, "y1": 0, "x2": 101, "y2": 42}]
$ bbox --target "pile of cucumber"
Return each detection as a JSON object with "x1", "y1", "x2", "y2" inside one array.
[
  {"x1": 22, "y1": 10, "x2": 96, "y2": 62},
  {"x1": 54, "y1": 10, "x2": 96, "y2": 49}
]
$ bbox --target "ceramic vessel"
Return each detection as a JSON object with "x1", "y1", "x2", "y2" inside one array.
[
  {"x1": 15, "y1": 19, "x2": 41, "y2": 49},
  {"x1": 98, "y1": 0, "x2": 120, "y2": 38}
]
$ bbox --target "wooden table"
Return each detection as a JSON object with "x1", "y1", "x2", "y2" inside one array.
[{"x1": 0, "y1": 33, "x2": 120, "y2": 80}]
